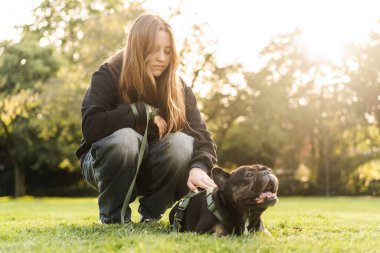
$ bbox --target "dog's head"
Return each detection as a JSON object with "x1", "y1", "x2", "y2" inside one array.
[{"x1": 212, "y1": 164, "x2": 278, "y2": 209}]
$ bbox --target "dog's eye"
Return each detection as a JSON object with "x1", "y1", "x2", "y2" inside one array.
[{"x1": 246, "y1": 172, "x2": 255, "y2": 177}]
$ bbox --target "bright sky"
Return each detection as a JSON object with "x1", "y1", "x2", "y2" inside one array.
[{"x1": 1, "y1": 0, "x2": 380, "y2": 71}]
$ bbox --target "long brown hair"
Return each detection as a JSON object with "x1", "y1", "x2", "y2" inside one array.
[{"x1": 108, "y1": 14, "x2": 186, "y2": 133}]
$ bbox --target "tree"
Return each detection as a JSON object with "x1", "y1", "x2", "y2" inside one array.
[
  {"x1": 0, "y1": 0, "x2": 145, "y2": 196},
  {"x1": 246, "y1": 30, "x2": 364, "y2": 195},
  {"x1": 345, "y1": 22, "x2": 380, "y2": 128},
  {"x1": 0, "y1": 36, "x2": 59, "y2": 196}
]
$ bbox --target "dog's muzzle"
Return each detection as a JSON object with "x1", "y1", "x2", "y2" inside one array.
[
  {"x1": 243, "y1": 169, "x2": 279, "y2": 207},
  {"x1": 255, "y1": 170, "x2": 278, "y2": 207}
]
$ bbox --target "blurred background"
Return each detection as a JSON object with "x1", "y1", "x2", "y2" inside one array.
[{"x1": 1, "y1": 0, "x2": 379, "y2": 197}]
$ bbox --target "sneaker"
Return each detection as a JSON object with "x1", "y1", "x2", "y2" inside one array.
[
  {"x1": 100, "y1": 217, "x2": 131, "y2": 224},
  {"x1": 100, "y1": 210, "x2": 131, "y2": 224},
  {"x1": 138, "y1": 205, "x2": 160, "y2": 223},
  {"x1": 139, "y1": 215, "x2": 157, "y2": 223}
]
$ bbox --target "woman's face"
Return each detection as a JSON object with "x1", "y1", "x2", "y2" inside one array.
[{"x1": 149, "y1": 30, "x2": 172, "y2": 77}]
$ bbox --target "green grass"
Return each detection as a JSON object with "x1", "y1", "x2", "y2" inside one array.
[{"x1": 0, "y1": 197, "x2": 379, "y2": 253}]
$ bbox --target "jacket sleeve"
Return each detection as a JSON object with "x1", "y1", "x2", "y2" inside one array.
[
  {"x1": 81, "y1": 64, "x2": 142, "y2": 143},
  {"x1": 184, "y1": 85, "x2": 217, "y2": 174}
]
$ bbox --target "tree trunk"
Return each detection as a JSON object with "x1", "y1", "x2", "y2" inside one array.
[
  {"x1": 316, "y1": 128, "x2": 331, "y2": 196},
  {"x1": 1, "y1": 119, "x2": 26, "y2": 197},
  {"x1": 14, "y1": 161, "x2": 26, "y2": 197},
  {"x1": 322, "y1": 135, "x2": 331, "y2": 196},
  {"x1": 316, "y1": 87, "x2": 330, "y2": 196}
]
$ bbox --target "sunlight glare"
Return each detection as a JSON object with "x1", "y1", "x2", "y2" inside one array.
[
  {"x1": 143, "y1": 0, "x2": 380, "y2": 71},
  {"x1": 302, "y1": 30, "x2": 346, "y2": 64},
  {"x1": 297, "y1": 1, "x2": 377, "y2": 64}
]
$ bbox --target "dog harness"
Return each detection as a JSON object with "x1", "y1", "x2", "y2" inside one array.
[{"x1": 172, "y1": 188, "x2": 230, "y2": 232}]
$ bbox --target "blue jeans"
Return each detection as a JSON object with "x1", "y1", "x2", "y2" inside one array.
[{"x1": 81, "y1": 128, "x2": 194, "y2": 224}]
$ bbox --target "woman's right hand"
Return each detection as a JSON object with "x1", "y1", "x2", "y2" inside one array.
[
  {"x1": 152, "y1": 115, "x2": 167, "y2": 139},
  {"x1": 187, "y1": 167, "x2": 217, "y2": 191}
]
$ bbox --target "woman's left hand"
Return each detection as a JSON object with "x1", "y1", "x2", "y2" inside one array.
[{"x1": 152, "y1": 115, "x2": 167, "y2": 139}]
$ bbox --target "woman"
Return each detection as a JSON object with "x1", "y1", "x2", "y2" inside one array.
[{"x1": 75, "y1": 14, "x2": 217, "y2": 224}]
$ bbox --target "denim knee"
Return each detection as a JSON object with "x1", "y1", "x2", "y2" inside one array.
[
  {"x1": 163, "y1": 132, "x2": 194, "y2": 169},
  {"x1": 90, "y1": 128, "x2": 142, "y2": 186},
  {"x1": 92, "y1": 128, "x2": 140, "y2": 161},
  {"x1": 110, "y1": 128, "x2": 140, "y2": 153}
]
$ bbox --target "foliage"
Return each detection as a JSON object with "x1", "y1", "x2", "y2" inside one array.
[
  {"x1": 1, "y1": 1, "x2": 380, "y2": 196},
  {"x1": 0, "y1": 36, "x2": 60, "y2": 196},
  {"x1": 198, "y1": 28, "x2": 380, "y2": 195},
  {"x1": 24, "y1": 0, "x2": 142, "y2": 61},
  {"x1": 347, "y1": 159, "x2": 380, "y2": 194},
  {"x1": 0, "y1": 0, "x2": 145, "y2": 196},
  {"x1": 0, "y1": 197, "x2": 379, "y2": 252},
  {"x1": 345, "y1": 29, "x2": 380, "y2": 127}
]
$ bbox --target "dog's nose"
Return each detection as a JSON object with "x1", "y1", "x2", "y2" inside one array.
[
  {"x1": 258, "y1": 170, "x2": 271, "y2": 177},
  {"x1": 257, "y1": 165, "x2": 272, "y2": 173}
]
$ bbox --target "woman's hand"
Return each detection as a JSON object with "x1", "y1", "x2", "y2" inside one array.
[
  {"x1": 187, "y1": 167, "x2": 217, "y2": 192},
  {"x1": 152, "y1": 115, "x2": 167, "y2": 139}
]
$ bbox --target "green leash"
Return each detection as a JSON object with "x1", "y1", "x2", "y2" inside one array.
[{"x1": 121, "y1": 103, "x2": 158, "y2": 224}]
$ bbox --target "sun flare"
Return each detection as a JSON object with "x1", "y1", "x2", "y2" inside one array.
[
  {"x1": 302, "y1": 30, "x2": 346, "y2": 64},
  {"x1": 292, "y1": 1, "x2": 378, "y2": 64},
  {"x1": 1, "y1": 0, "x2": 380, "y2": 71}
]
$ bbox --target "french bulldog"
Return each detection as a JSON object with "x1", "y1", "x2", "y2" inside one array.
[{"x1": 169, "y1": 164, "x2": 279, "y2": 236}]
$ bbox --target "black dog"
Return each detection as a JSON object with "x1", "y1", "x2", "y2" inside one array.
[{"x1": 169, "y1": 165, "x2": 279, "y2": 236}]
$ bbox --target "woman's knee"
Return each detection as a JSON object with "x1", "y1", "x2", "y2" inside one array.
[
  {"x1": 164, "y1": 132, "x2": 194, "y2": 167},
  {"x1": 91, "y1": 128, "x2": 141, "y2": 163},
  {"x1": 90, "y1": 128, "x2": 142, "y2": 189}
]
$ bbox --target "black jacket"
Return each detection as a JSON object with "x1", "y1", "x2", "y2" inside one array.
[{"x1": 75, "y1": 63, "x2": 217, "y2": 174}]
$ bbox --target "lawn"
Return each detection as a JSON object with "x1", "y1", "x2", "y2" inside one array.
[{"x1": 0, "y1": 196, "x2": 379, "y2": 253}]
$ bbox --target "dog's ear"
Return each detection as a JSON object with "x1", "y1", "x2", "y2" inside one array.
[{"x1": 212, "y1": 167, "x2": 230, "y2": 189}]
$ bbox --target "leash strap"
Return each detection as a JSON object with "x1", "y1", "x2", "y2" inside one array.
[
  {"x1": 173, "y1": 196, "x2": 190, "y2": 232},
  {"x1": 131, "y1": 103, "x2": 139, "y2": 120},
  {"x1": 121, "y1": 103, "x2": 158, "y2": 224}
]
